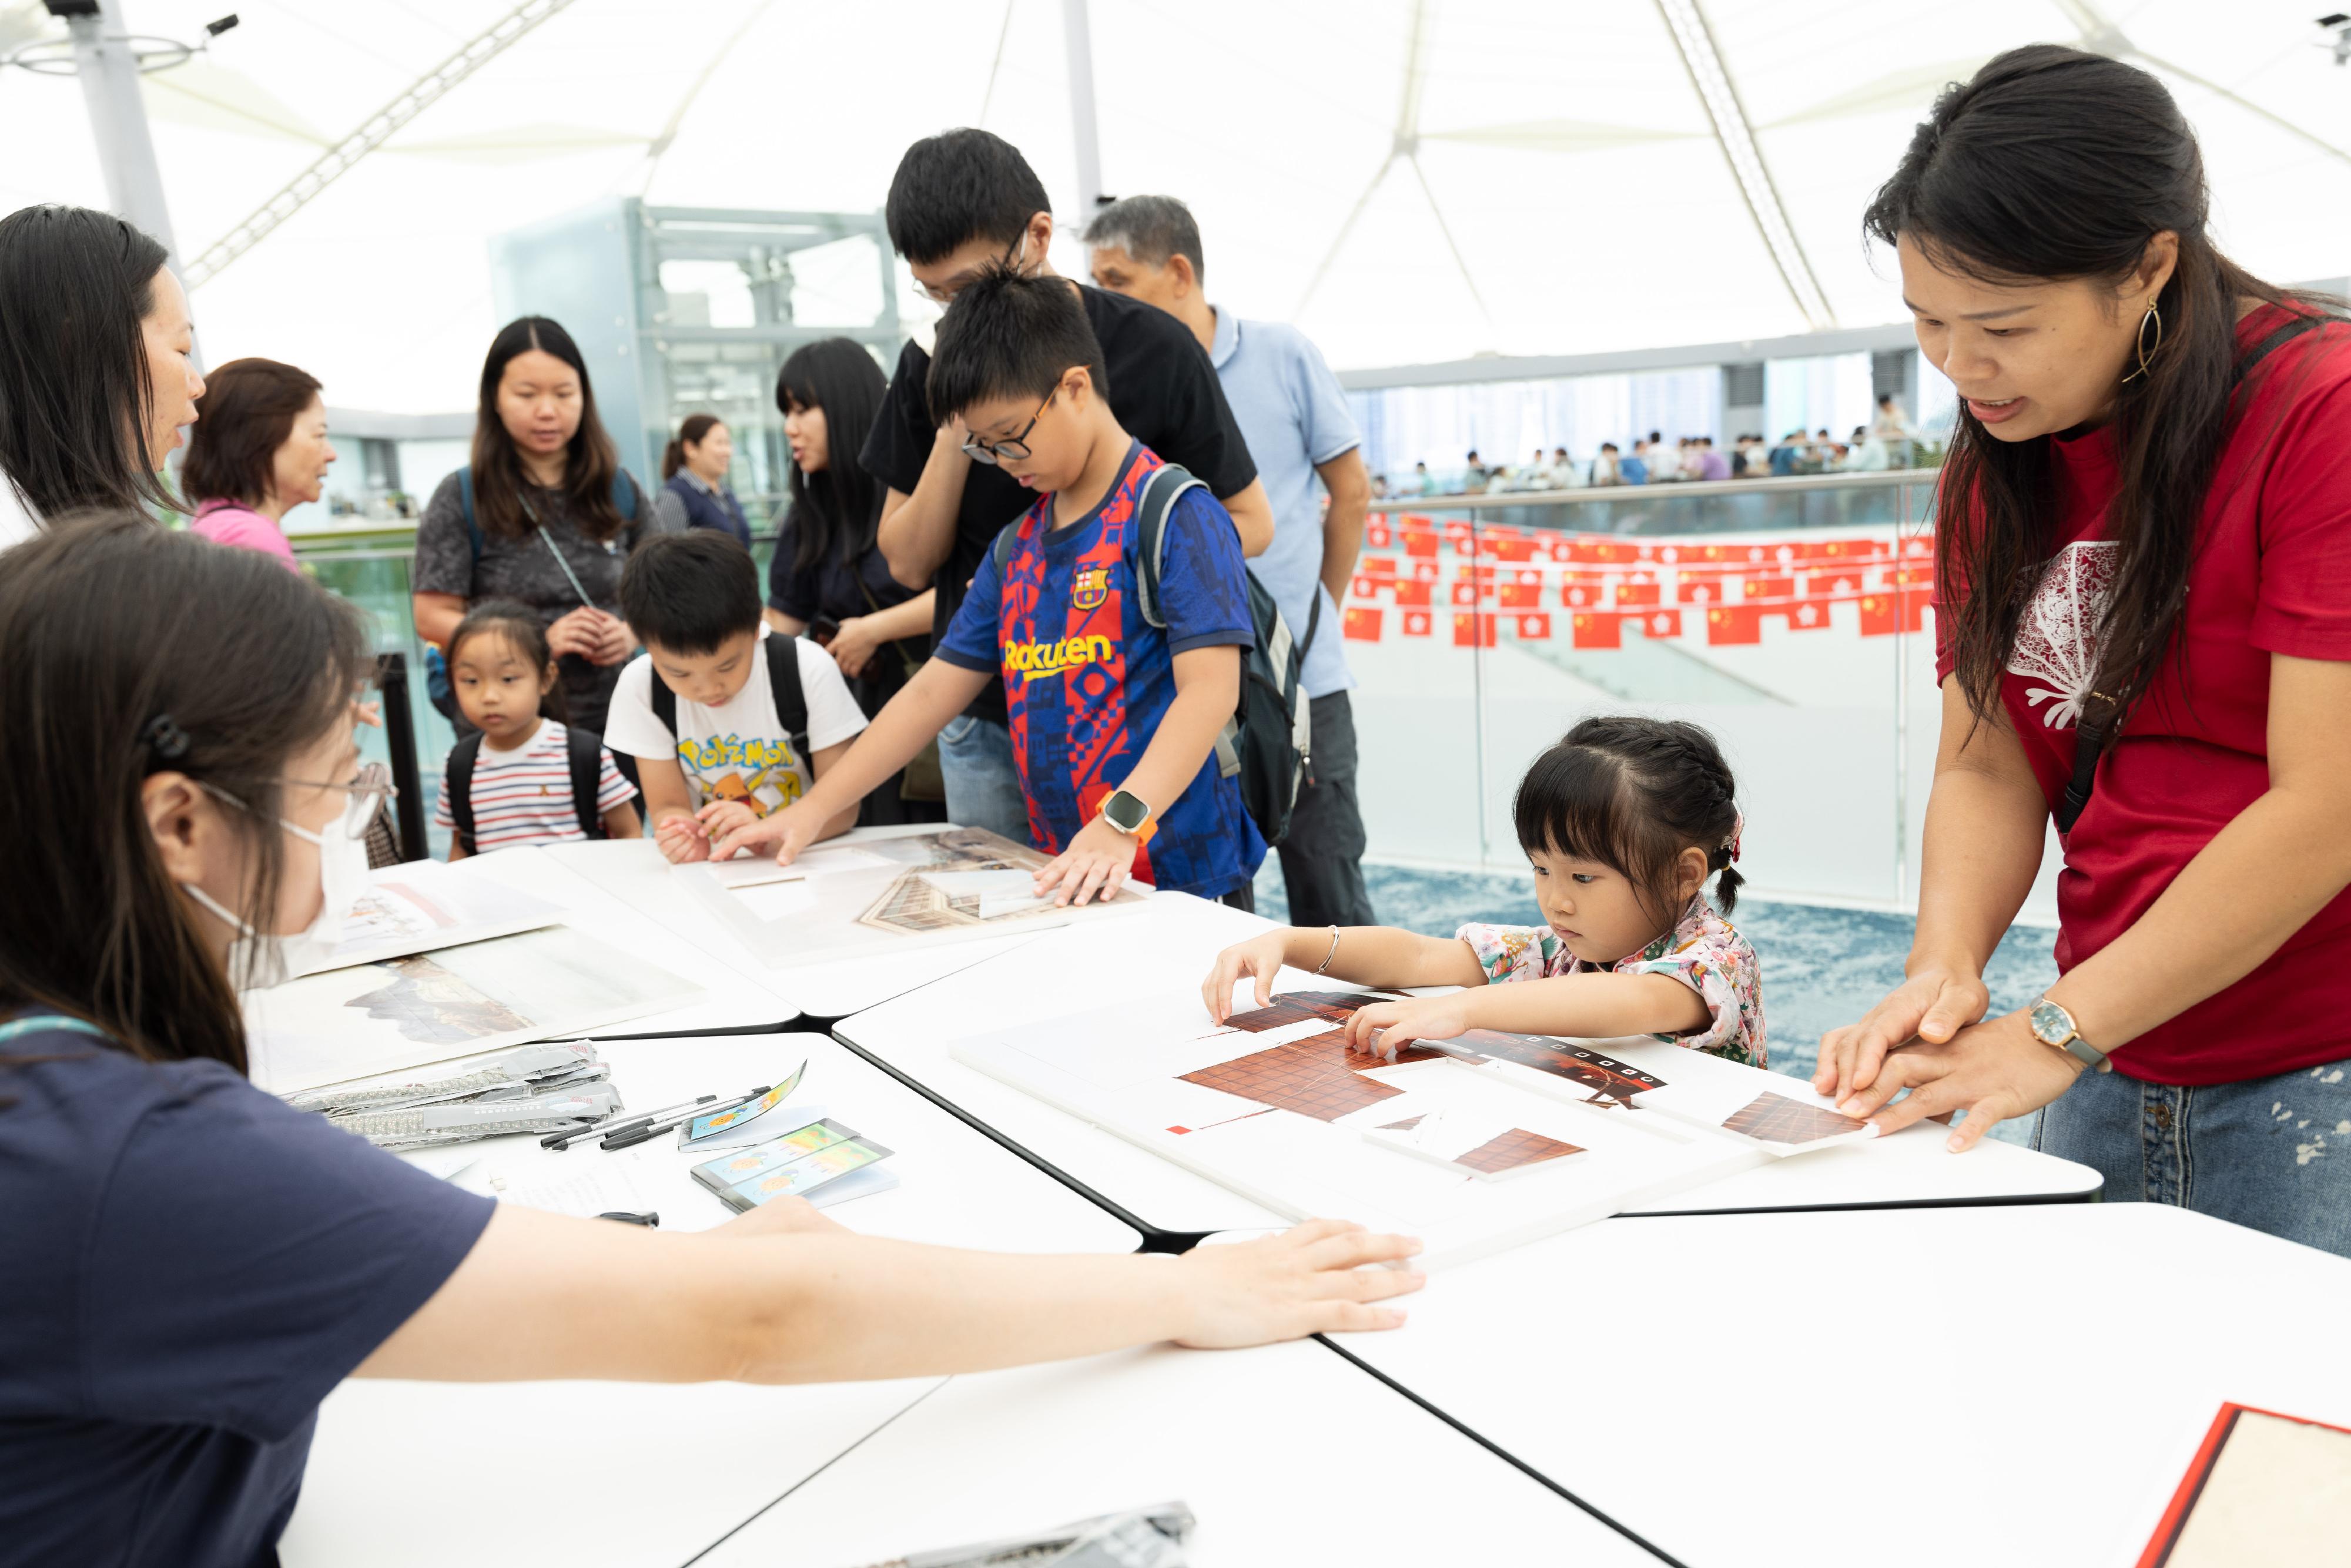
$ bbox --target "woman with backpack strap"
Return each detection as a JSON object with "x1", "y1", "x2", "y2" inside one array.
[
  {"x1": 0, "y1": 514, "x2": 1421, "y2": 1568},
  {"x1": 410, "y1": 316, "x2": 669, "y2": 740},
  {"x1": 1817, "y1": 46, "x2": 2351, "y2": 1255},
  {"x1": 653, "y1": 412, "x2": 752, "y2": 547}
]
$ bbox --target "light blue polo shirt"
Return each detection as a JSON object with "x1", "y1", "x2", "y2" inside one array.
[{"x1": 1209, "y1": 307, "x2": 1361, "y2": 698}]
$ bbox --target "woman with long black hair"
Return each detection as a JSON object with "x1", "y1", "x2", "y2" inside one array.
[
  {"x1": 0, "y1": 516, "x2": 1415, "y2": 1568},
  {"x1": 410, "y1": 317, "x2": 665, "y2": 738},
  {"x1": 763, "y1": 337, "x2": 945, "y2": 825},
  {"x1": 1818, "y1": 46, "x2": 2351, "y2": 1254},
  {"x1": 0, "y1": 204, "x2": 203, "y2": 541}
]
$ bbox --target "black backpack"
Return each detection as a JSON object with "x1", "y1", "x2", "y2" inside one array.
[
  {"x1": 992, "y1": 462, "x2": 1315, "y2": 846},
  {"x1": 445, "y1": 725, "x2": 611, "y2": 855},
  {"x1": 649, "y1": 635, "x2": 813, "y2": 793}
]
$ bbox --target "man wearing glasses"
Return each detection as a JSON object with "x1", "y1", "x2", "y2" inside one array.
[{"x1": 862, "y1": 129, "x2": 1274, "y2": 845}]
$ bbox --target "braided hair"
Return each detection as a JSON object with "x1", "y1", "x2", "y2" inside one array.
[{"x1": 1511, "y1": 715, "x2": 1744, "y2": 931}]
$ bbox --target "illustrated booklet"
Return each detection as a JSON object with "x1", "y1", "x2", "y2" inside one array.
[
  {"x1": 291, "y1": 857, "x2": 566, "y2": 979},
  {"x1": 674, "y1": 824, "x2": 1151, "y2": 964},
  {"x1": 247, "y1": 924, "x2": 705, "y2": 1095},
  {"x1": 953, "y1": 987, "x2": 1875, "y2": 1268}
]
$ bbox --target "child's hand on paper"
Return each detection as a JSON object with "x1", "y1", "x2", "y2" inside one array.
[
  {"x1": 1032, "y1": 817, "x2": 1134, "y2": 907},
  {"x1": 654, "y1": 813, "x2": 711, "y2": 865},
  {"x1": 695, "y1": 800, "x2": 759, "y2": 857},
  {"x1": 1200, "y1": 931, "x2": 1294, "y2": 1024},
  {"x1": 1171, "y1": 1218, "x2": 1422, "y2": 1346},
  {"x1": 708, "y1": 795, "x2": 823, "y2": 865},
  {"x1": 1342, "y1": 992, "x2": 1477, "y2": 1060}
]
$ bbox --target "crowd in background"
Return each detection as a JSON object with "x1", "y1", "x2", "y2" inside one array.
[{"x1": 1373, "y1": 391, "x2": 1928, "y2": 498}]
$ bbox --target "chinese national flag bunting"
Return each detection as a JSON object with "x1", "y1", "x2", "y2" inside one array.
[
  {"x1": 1706, "y1": 605, "x2": 1762, "y2": 645},
  {"x1": 1742, "y1": 576, "x2": 1796, "y2": 602},
  {"x1": 1571, "y1": 612, "x2": 1623, "y2": 649},
  {"x1": 1635, "y1": 608, "x2": 1683, "y2": 639},
  {"x1": 1350, "y1": 575, "x2": 1379, "y2": 601},
  {"x1": 1614, "y1": 581, "x2": 1662, "y2": 608},
  {"x1": 1402, "y1": 608, "x2": 1434, "y2": 637},
  {"x1": 1562, "y1": 582, "x2": 1603, "y2": 609},
  {"x1": 1342, "y1": 607, "x2": 1383, "y2": 642},
  {"x1": 1858, "y1": 592, "x2": 1929, "y2": 636},
  {"x1": 1499, "y1": 582, "x2": 1543, "y2": 609},
  {"x1": 1513, "y1": 612, "x2": 1552, "y2": 640},
  {"x1": 1452, "y1": 611, "x2": 1496, "y2": 648},
  {"x1": 1787, "y1": 600, "x2": 1831, "y2": 632},
  {"x1": 1365, "y1": 518, "x2": 1392, "y2": 548},
  {"x1": 1488, "y1": 534, "x2": 1537, "y2": 562},
  {"x1": 1404, "y1": 530, "x2": 1440, "y2": 558},
  {"x1": 1392, "y1": 581, "x2": 1432, "y2": 608}
]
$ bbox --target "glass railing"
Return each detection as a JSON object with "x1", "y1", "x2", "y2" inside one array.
[
  {"x1": 1341, "y1": 471, "x2": 1948, "y2": 910},
  {"x1": 294, "y1": 474, "x2": 2001, "y2": 915}
]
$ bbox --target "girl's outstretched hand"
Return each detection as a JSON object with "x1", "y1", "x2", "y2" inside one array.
[
  {"x1": 1171, "y1": 1218, "x2": 1422, "y2": 1347},
  {"x1": 1813, "y1": 965, "x2": 1990, "y2": 1103},
  {"x1": 1199, "y1": 930, "x2": 1293, "y2": 1023},
  {"x1": 1341, "y1": 992, "x2": 1476, "y2": 1058}
]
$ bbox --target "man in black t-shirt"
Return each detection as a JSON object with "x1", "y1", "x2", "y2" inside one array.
[{"x1": 862, "y1": 128, "x2": 1272, "y2": 845}]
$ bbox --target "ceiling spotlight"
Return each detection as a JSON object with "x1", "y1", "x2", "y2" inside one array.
[{"x1": 2323, "y1": 12, "x2": 2351, "y2": 65}]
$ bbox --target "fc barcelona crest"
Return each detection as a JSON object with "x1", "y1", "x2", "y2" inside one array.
[{"x1": 1071, "y1": 566, "x2": 1110, "y2": 611}]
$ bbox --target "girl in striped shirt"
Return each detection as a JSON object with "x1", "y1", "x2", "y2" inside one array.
[{"x1": 436, "y1": 601, "x2": 641, "y2": 857}]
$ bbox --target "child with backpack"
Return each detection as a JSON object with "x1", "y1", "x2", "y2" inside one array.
[
  {"x1": 1200, "y1": 716, "x2": 1766, "y2": 1066},
  {"x1": 604, "y1": 531, "x2": 871, "y2": 862},
  {"x1": 436, "y1": 601, "x2": 642, "y2": 857},
  {"x1": 709, "y1": 264, "x2": 1265, "y2": 907}
]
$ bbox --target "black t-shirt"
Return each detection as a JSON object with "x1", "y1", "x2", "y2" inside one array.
[
  {"x1": 860, "y1": 282, "x2": 1258, "y2": 724},
  {"x1": 0, "y1": 1020, "x2": 494, "y2": 1568}
]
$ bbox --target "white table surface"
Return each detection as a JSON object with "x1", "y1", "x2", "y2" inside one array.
[
  {"x1": 544, "y1": 835, "x2": 1050, "y2": 1021},
  {"x1": 835, "y1": 900, "x2": 2101, "y2": 1236},
  {"x1": 1324, "y1": 1202, "x2": 2351, "y2": 1568},
  {"x1": 281, "y1": 1031, "x2": 1143, "y2": 1568},
  {"x1": 448, "y1": 846, "x2": 805, "y2": 1034},
  {"x1": 694, "y1": 1339, "x2": 1659, "y2": 1568}
]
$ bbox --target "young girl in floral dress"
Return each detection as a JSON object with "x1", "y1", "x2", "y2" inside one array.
[{"x1": 1202, "y1": 715, "x2": 1763, "y2": 1065}]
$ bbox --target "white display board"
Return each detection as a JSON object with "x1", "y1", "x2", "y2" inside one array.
[
  {"x1": 955, "y1": 987, "x2": 1878, "y2": 1269},
  {"x1": 674, "y1": 825, "x2": 1150, "y2": 964}
]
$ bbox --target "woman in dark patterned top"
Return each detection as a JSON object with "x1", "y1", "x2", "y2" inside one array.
[{"x1": 410, "y1": 317, "x2": 668, "y2": 738}]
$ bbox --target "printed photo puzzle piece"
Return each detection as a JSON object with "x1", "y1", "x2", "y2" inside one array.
[{"x1": 1719, "y1": 1091, "x2": 1872, "y2": 1146}]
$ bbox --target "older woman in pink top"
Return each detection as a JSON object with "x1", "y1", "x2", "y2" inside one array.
[{"x1": 181, "y1": 358, "x2": 337, "y2": 570}]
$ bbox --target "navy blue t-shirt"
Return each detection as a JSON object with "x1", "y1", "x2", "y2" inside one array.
[
  {"x1": 935, "y1": 441, "x2": 1265, "y2": 899},
  {"x1": 0, "y1": 1019, "x2": 495, "y2": 1568}
]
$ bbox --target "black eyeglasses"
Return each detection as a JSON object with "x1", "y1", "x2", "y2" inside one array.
[{"x1": 960, "y1": 387, "x2": 1057, "y2": 466}]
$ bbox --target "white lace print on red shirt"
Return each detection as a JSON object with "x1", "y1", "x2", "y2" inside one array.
[{"x1": 2008, "y1": 540, "x2": 2118, "y2": 729}]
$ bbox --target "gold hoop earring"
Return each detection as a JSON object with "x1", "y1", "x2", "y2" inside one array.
[{"x1": 2121, "y1": 303, "x2": 2162, "y2": 383}]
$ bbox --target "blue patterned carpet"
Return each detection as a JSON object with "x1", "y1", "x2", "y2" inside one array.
[{"x1": 1253, "y1": 859, "x2": 2059, "y2": 1146}]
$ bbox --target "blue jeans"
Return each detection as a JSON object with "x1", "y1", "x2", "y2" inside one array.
[
  {"x1": 2034, "y1": 1056, "x2": 2351, "y2": 1257},
  {"x1": 938, "y1": 714, "x2": 1032, "y2": 845}
]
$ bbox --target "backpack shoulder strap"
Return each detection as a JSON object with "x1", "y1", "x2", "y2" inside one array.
[
  {"x1": 991, "y1": 515, "x2": 1029, "y2": 574},
  {"x1": 1131, "y1": 462, "x2": 1206, "y2": 631},
  {"x1": 446, "y1": 731, "x2": 485, "y2": 854},
  {"x1": 562, "y1": 724, "x2": 607, "y2": 839},
  {"x1": 2233, "y1": 310, "x2": 2342, "y2": 390},
  {"x1": 613, "y1": 471, "x2": 641, "y2": 524},
  {"x1": 650, "y1": 666, "x2": 677, "y2": 736},
  {"x1": 764, "y1": 634, "x2": 811, "y2": 762},
  {"x1": 457, "y1": 467, "x2": 484, "y2": 565}
]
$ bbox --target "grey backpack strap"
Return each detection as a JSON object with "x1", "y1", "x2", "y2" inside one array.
[{"x1": 1130, "y1": 462, "x2": 1207, "y2": 631}]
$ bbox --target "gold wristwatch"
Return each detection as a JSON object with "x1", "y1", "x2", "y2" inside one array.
[{"x1": 2028, "y1": 996, "x2": 2111, "y2": 1074}]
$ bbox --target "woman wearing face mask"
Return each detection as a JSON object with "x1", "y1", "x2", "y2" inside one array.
[
  {"x1": 410, "y1": 317, "x2": 663, "y2": 738},
  {"x1": 180, "y1": 358, "x2": 337, "y2": 572},
  {"x1": 0, "y1": 203, "x2": 205, "y2": 541},
  {"x1": 0, "y1": 515, "x2": 1422, "y2": 1568},
  {"x1": 1817, "y1": 46, "x2": 2351, "y2": 1255}
]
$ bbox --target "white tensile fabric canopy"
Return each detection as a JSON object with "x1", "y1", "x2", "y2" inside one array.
[{"x1": 2, "y1": 0, "x2": 2346, "y2": 411}]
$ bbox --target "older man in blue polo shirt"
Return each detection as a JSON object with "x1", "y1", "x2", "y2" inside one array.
[{"x1": 1084, "y1": 196, "x2": 1376, "y2": 927}]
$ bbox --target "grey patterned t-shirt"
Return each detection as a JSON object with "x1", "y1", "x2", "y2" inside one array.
[{"x1": 412, "y1": 470, "x2": 671, "y2": 735}]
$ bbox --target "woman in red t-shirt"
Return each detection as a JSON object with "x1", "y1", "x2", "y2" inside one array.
[{"x1": 1819, "y1": 45, "x2": 2351, "y2": 1255}]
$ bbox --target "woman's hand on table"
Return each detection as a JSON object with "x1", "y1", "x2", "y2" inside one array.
[
  {"x1": 1171, "y1": 1218, "x2": 1422, "y2": 1346},
  {"x1": 1813, "y1": 964, "x2": 1991, "y2": 1102},
  {"x1": 1200, "y1": 930, "x2": 1296, "y2": 1023},
  {"x1": 1834, "y1": 1006, "x2": 2085, "y2": 1152},
  {"x1": 1031, "y1": 817, "x2": 1134, "y2": 907},
  {"x1": 826, "y1": 615, "x2": 883, "y2": 679},
  {"x1": 1341, "y1": 992, "x2": 1475, "y2": 1058}
]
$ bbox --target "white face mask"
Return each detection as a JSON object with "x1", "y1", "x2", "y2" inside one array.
[{"x1": 182, "y1": 809, "x2": 372, "y2": 990}]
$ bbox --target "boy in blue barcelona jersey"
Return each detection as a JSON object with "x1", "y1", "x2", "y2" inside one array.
[{"x1": 713, "y1": 264, "x2": 1265, "y2": 907}]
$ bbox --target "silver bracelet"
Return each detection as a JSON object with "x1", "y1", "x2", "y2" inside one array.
[{"x1": 1314, "y1": 924, "x2": 1341, "y2": 976}]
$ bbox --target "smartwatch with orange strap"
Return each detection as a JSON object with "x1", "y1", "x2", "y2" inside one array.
[{"x1": 1097, "y1": 788, "x2": 1156, "y2": 845}]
